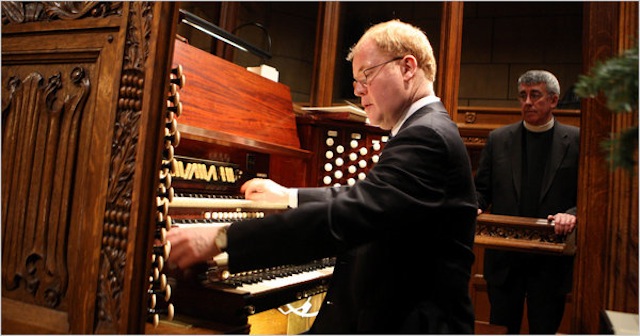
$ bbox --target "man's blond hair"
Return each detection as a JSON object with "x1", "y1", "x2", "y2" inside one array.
[{"x1": 347, "y1": 19, "x2": 437, "y2": 82}]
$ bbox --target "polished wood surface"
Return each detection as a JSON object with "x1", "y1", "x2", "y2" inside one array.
[
  {"x1": 311, "y1": 2, "x2": 341, "y2": 107},
  {"x1": 437, "y1": 2, "x2": 464, "y2": 117},
  {"x1": 171, "y1": 39, "x2": 300, "y2": 149},
  {"x1": 170, "y1": 39, "x2": 310, "y2": 189}
]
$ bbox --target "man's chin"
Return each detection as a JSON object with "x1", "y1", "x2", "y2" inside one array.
[
  {"x1": 523, "y1": 114, "x2": 540, "y2": 124},
  {"x1": 366, "y1": 117, "x2": 379, "y2": 126},
  {"x1": 369, "y1": 119, "x2": 388, "y2": 129}
]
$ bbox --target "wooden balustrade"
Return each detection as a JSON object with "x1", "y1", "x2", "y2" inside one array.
[{"x1": 475, "y1": 213, "x2": 576, "y2": 256}]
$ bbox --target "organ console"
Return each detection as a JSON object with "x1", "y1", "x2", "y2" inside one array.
[{"x1": 154, "y1": 38, "x2": 338, "y2": 332}]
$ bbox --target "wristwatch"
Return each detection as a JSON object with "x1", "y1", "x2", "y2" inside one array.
[{"x1": 215, "y1": 225, "x2": 228, "y2": 252}]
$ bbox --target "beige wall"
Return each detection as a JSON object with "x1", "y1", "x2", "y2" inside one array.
[
  {"x1": 233, "y1": 2, "x2": 318, "y2": 103},
  {"x1": 459, "y1": 2, "x2": 583, "y2": 107}
]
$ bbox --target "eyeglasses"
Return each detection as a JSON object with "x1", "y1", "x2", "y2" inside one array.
[
  {"x1": 518, "y1": 91, "x2": 548, "y2": 103},
  {"x1": 353, "y1": 56, "x2": 403, "y2": 88}
]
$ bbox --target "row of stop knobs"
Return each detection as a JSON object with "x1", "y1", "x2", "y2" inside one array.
[
  {"x1": 148, "y1": 65, "x2": 185, "y2": 326},
  {"x1": 321, "y1": 134, "x2": 388, "y2": 186}
]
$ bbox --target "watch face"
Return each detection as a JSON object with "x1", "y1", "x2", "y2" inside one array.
[{"x1": 215, "y1": 226, "x2": 229, "y2": 252}]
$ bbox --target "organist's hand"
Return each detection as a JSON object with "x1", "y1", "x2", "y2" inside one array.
[
  {"x1": 166, "y1": 225, "x2": 225, "y2": 269},
  {"x1": 241, "y1": 178, "x2": 290, "y2": 204},
  {"x1": 548, "y1": 213, "x2": 576, "y2": 235}
]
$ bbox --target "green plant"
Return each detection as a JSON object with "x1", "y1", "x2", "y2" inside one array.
[{"x1": 574, "y1": 44, "x2": 638, "y2": 172}]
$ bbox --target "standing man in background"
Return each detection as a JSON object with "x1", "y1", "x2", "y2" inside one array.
[
  {"x1": 475, "y1": 70, "x2": 580, "y2": 334},
  {"x1": 167, "y1": 19, "x2": 478, "y2": 333}
]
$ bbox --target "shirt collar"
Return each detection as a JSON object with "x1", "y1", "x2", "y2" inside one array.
[
  {"x1": 523, "y1": 117, "x2": 555, "y2": 133},
  {"x1": 390, "y1": 95, "x2": 441, "y2": 136}
]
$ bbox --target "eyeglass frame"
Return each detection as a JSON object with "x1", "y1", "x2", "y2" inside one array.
[
  {"x1": 518, "y1": 90, "x2": 555, "y2": 103},
  {"x1": 353, "y1": 56, "x2": 404, "y2": 88}
]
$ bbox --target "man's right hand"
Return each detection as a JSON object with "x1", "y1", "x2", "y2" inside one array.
[
  {"x1": 241, "y1": 178, "x2": 290, "y2": 204},
  {"x1": 166, "y1": 225, "x2": 225, "y2": 269}
]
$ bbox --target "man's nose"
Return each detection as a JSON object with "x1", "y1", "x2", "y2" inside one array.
[{"x1": 353, "y1": 81, "x2": 366, "y2": 97}]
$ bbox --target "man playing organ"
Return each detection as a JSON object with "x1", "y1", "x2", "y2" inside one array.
[{"x1": 167, "y1": 19, "x2": 478, "y2": 334}]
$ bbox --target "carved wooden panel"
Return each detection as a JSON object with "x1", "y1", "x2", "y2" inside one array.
[
  {"x1": 1, "y1": 5, "x2": 123, "y2": 333},
  {"x1": 1, "y1": 1, "x2": 179, "y2": 334},
  {"x1": 2, "y1": 64, "x2": 90, "y2": 310}
]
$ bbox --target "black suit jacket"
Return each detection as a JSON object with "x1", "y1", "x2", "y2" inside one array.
[
  {"x1": 474, "y1": 121, "x2": 580, "y2": 293},
  {"x1": 227, "y1": 102, "x2": 478, "y2": 333}
]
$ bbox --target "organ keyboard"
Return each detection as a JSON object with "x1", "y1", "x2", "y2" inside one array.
[
  {"x1": 165, "y1": 233, "x2": 334, "y2": 327},
  {"x1": 170, "y1": 195, "x2": 288, "y2": 211},
  {"x1": 164, "y1": 168, "x2": 335, "y2": 329}
]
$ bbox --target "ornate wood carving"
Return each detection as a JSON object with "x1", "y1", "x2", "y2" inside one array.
[
  {"x1": 461, "y1": 136, "x2": 486, "y2": 146},
  {"x1": 475, "y1": 214, "x2": 576, "y2": 255},
  {"x1": 1, "y1": 1, "x2": 122, "y2": 24},
  {"x1": 464, "y1": 111, "x2": 476, "y2": 124},
  {"x1": 1, "y1": 67, "x2": 90, "y2": 308},
  {"x1": 94, "y1": 1, "x2": 153, "y2": 333}
]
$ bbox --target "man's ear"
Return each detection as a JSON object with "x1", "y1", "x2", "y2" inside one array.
[
  {"x1": 550, "y1": 93, "x2": 560, "y2": 108},
  {"x1": 402, "y1": 55, "x2": 418, "y2": 80}
]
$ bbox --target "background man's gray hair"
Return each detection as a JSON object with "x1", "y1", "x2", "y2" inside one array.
[{"x1": 518, "y1": 70, "x2": 561, "y2": 95}]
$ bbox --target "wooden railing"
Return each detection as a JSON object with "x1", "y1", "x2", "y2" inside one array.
[
  {"x1": 475, "y1": 213, "x2": 577, "y2": 256},
  {"x1": 456, "y1": 106, "x2": 581, "y2": 128}
]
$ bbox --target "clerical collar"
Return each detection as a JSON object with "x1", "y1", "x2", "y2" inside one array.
[
  {"x1": 523, "y1": 117, "x2": 555, "y2": 133},
  {"x1": 390, "y1": 95, "x2": 441, "y2": 137}
]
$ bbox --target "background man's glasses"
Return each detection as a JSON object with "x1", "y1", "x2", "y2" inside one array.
[{"x1": 518, "y1": 91, "x2": 547, "y2": 103}]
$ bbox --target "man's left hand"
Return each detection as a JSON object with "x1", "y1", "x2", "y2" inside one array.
[{"x1": 548, "y1": 213, "x2": 576, "y2": 235}]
